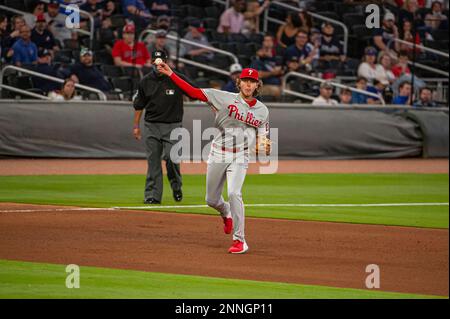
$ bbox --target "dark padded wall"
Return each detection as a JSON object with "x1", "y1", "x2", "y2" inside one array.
[{"x1": 0, "y1": 101, "x2": 446, "y2": 159}]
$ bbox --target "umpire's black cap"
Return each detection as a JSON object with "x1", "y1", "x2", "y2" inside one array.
[{"x1": 151, "y1": 50, "x2": 168, "y2": 62}]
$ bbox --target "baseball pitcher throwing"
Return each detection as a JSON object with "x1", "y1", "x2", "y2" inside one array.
[{"x1": 157, "y1": 62, "x2": 271, "y2": 254}]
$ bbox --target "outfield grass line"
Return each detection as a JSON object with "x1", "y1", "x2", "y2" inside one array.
[
  {"x1": 1, "y1": 202, "x2": 448, "y2": 214},
  {"x1": 0, "y1": 208, "x2": 116, "y2": 213},
  {"x1": 114, "y1": 202, "x2": 450, "y2": 210}
]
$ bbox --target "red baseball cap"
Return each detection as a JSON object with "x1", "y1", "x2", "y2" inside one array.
[
  {"x1": 36, "y1": 13, "x2": 46, "y2": 23},
  {"x1": 239, "y1": 68, "x2": 259, "y2": 81},
  {"x1": 123, "y1": 23, "x2": 135, "y2": 34}
]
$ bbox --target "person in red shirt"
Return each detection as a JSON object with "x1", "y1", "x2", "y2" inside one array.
[
  {"x1": 392, "y1": 50, "x2": 411, "y2": 78},
  {"x1": 112, "y1": 23, "x2": 151, "y2": 68}
]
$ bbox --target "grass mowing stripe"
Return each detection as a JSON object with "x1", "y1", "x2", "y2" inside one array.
[
  {"x1": 0, "y1": 260, "x2": 444, "y2": 299},
  {"x1": 0, "y1": 174, "x2": 448, "y2": 228}
]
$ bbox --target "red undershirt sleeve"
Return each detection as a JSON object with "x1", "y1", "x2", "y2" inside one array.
[{"x1": 169, "y1": 72, "x2": 208, "y2": 102}]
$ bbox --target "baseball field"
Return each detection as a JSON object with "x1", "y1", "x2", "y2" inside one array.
[{"x1": 0, "y1": 158, "x2": 448, "y2": 299}]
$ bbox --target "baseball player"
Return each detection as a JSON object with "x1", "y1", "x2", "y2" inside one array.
[{"x1": 157, "y1": 61, "x2": 271, "y2": 254}]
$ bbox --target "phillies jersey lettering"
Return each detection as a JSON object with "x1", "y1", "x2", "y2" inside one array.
[{"x1": 201, "y1": 89, "x2": 269, "y2": 151}]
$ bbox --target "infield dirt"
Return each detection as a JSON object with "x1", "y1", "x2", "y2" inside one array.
[{"x1": 0, "y1": 159, "x2": 448, "y2": 297}]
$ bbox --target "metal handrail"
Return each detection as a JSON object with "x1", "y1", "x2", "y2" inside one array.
[
  {"x1": 140, "y1": 29, "x2": 239, "y2": 64},
  {"x1": 282, "y1": 71, "x2": 386, "y2": 105},
  {"x1": 264, "y1": 1, "x2": 349, "y2": 55},
  {"x1": 0, "y1": 65, "x2": 107, "y2": 101},
  {"x1": 211, "y1": 0, "x2": 229, "y2": 7},
  {"x1": 410, "y1": 61, "x2": 449, "y2": 77},
  {"x1": 391, "y1": 38, "x2": 449, "y2": 59},
  {"x1": 0, "y1": 84, "x2": 51, "y2": 100}
]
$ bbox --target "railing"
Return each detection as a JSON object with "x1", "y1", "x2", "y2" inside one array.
[
  {"x1": 2, "y1": 0, "x2": 96, "y2": 49},
  {"x1": 336, "y1": 76, "x2": 449, "y2": 102},
  {"x1": 0, "y1": 65, "x2": 107, "y2": 101},
  {"x1": 391, "y1": 38, "x2": 449, "y2": 59},
  {"x1": 140, "y1": 29, "x2": 236, "y2": 77},
  {"x1": 263, "y1": 1, "x2": 349, "y2": 56},
  {"x1": 211, "y1": 0, "x2": 229, "y2": 7},
  {"x1": 0, "y1": 84, "x2": 51, "y2": 100},
  {"x1": 140, "y1": 29, "x2": 239, "y2": 65},
  {"x1": 388, "y1": 38, "x2": 449, "y2": 77},
  {"x1": 282, "y1": 71, "x2": 386, "y2": 105}
]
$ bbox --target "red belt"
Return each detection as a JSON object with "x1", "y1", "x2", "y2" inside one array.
[{"x1": 214, "y1": 144, "x2": 248, "y2": 153}]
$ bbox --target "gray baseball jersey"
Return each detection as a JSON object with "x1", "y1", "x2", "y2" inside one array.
[{"x1": 201, "y1": 89, "x2": 270, "y2": 154}]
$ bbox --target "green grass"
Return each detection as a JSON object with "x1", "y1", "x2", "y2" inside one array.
[
  {"x1": 0, "y1": 260, "x2": 443, "y2": 299},
  {"x1": 0, "y1": 174, "x2": 448, "y2": 228}
]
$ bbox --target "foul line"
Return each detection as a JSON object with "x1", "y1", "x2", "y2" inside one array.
[
  {"x1": 0, "y1": 203, "x2": 448, "y2": 214},
  {"x1": 114, "y1": 203, "x2": 450, "y2": 209}
]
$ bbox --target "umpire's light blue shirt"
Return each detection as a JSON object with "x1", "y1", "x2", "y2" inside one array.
[{"x1": 11, "y1": 39, "x2": 38, "y2": 65}]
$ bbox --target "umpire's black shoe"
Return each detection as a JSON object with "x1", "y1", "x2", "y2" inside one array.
[
  {"x1": 173, "y1": 189, "x2": 183, "y2": 202},
  {"x1": 143, "y1": 198, "x2": 161, "y2": 205}
]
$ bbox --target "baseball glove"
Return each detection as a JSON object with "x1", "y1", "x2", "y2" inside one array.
[{"x1": 255, "y1": 135, "x2": 272, "y2": 156}]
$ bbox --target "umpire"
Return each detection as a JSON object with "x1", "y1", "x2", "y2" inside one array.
[{"x1": 133, "y1": 50, "x2": 184, "y2": 204}]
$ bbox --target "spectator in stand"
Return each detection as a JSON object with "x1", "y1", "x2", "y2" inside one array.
[
  {"x1": 45, "y1": 0, "x2": 76, "y2": 46},
  {"x1": 147, "y1": 29, "x2": 174, "y2": 66},
  {"x1": 147, "y1": 0, "x2": 171, "y2": 17},
  {"x1": 122, "y1": 0, "x2": 152, "y2": 27},
  {"x1": 399, "y1": 0, "x2": 422, "y2": 27},
  {"x1": 400, "y1": 19, "x2": 423, "y2": 56},
  {"x1": 357, "y1": 46, "x2": 381, "y2": 85},
  {"x1": 339, "y1": 88, "x2": 353, "y2": 104},
  {"x1": 413, "y1": 87, "x2": 438, "y2": 107},
  {"x1": 352, "y1": 76, "x2": 370, "y2": 104},
  {"x1": 11, "y1": 25, "x2": 38, "y2": 67},
  {"x1": 33, "y1": 48, "x2": 61, "y2": 94},
  {"x1": 391, "y1": 50, "x2": 411, "y2": 78},
  {"x1": 284, "y1": 29, "x2": 316, "y2": 74},
  {"x1": 181, "y1": 20, "x2": 213, "y2": 63},
  {"x1": 222, "y1": 63, "x2": 242, "y2": 93},
  {"x1": 24, "y1": 1, "x2": 46, "y2": 29},
  {"x1": 49, "y1": 78, "x2": 82, "y2": 101},
  {"x1": 251, "y1": 34, "x2": 284, "y2": 97},
  {"x1": 99, "y1": 16, "x2": 118, "y2": 48},
  {"x1": 376, "y1": 52, "x2": 396, "y2": 85},
  {"x1": 242, "y1": 0, "x2": 270, "y2": 36},
  {"x1": 366, "y1": 79, "x2": 389, "y2": 104},
  {"x1": 312, "y1": 81, "x2": 339, "y2": 106},
  {"x1": 299, "y1": 9, "x2": 313, "y2": 34},
  {"x1": 393, "y1": 81, "x2": 413, "y2": 105},
  {"x1": 2, "y1": 15, "x2": 26, "y2": 59},
  {"x1": 317, "y1": 22, "x2": 346, "y2": 71},
  {"x1": 80, "y1": 0, "x2": 104, "y2": 28},
  {"x1": 102, "y1": 1, "x2": 117, "y2": 20},
  {"x1": 31, "y1": 14, "x2": 58, "y2": 54},
  {"x1": 276, "y1": 12, "x2": 302, "y2": 49},
  {"x1": 373, "y1": 11, "x2": 400, "y2": 52},
  {"x1": 217, "y1": 0, "x2": 246, "y2": 34},
  {"x1": 0, "y1": 15, "x2": 10, "y2": 59},
  {"x1": 424, "y1": 0, "x2": 449, "y2": 30},
  {"x1": 71, "y1": 48, "x2": 112, "y2": 92},
  {"x1": 112, "y1": 24, "x2": 152, "y2": 68}
]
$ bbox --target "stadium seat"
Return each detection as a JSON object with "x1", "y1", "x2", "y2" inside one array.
[
  {"x1": 343, "y1": 13, "x2": 365, "y2": 28},
  {"x1": 204, "y1": 6, "x2": 221, "y2": 19},
  {"x1": 102, "y1": 65, "x2": 123, "y2": 78}
]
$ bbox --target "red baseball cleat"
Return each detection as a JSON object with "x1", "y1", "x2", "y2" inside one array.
[
  {"x1": 223, "y1": 217, "x2": 233, "y2": 234},
  {"x1": 228, "y1": 240, "x2": 249, "y2": 254}
]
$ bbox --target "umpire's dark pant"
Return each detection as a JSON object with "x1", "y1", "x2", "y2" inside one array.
[{"x1": 144, "y1": 121, "x2": 182, "y2": 202}]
